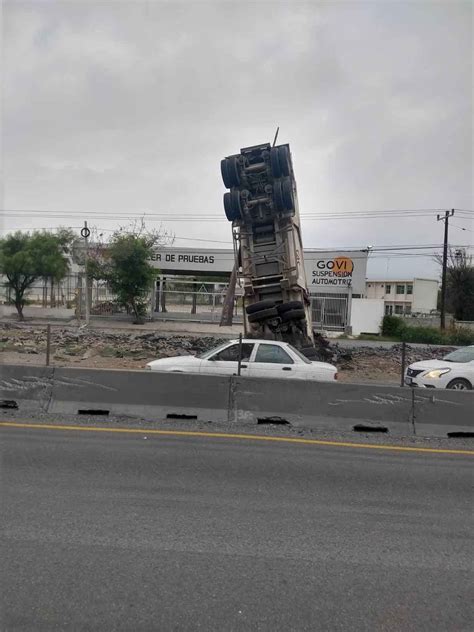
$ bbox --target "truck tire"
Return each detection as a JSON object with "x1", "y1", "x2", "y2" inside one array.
[
  {"x1": 270, "y1": 147, "x2": 281, "y2": 178},
  {"x1": 281, "y1": 308, "x2": 306, "y2": 322},
  {"x1": 221, "y1": 157, "x2": 240, "y2": 188},
  {"x1": 282, "y1": 177, "x2": 294, "y2": 212},
  {"x1": 228, "y1": 156, "x2": 241, "y2": 186},
  {"x1": 278, "y1": 146, "x2": 291, "y2": 177},
  {"x1": 224, "y1": 191, "x2": 241, "y2": 222},
  {"x1": 277, "y1": 301, "x2": 304, "y2": 314},
  {"x1": 246, "y1": 300, "x2": 276, "y2": 314},
  {"x1": 221, "y1": 159, "x2": 232, "y2": 188},
  {"x1": 247, "y1": 307, "x2": 279, "y2": 322},
  {"x1": 273, "y1": 179, "x2": 285, "y2": 212}
]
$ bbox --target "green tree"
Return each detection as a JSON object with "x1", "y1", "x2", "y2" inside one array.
[
  {"x1": 88, "y1": 232, "x2": 157, "y2": 324},
  {"x1": 445, "y1": 250, "x2": 474, "y2": 321},
  {"x1": 0, "y1": 230, "x2": 72, "y2": 320}
]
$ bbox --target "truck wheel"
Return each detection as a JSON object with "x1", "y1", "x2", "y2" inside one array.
[
  {"x1": 246, "y1": 300, "x2": 276, "y2": 314},
  {"x1": 277, "y1": 301, "x2": 304, "y2": 314},
  {"x1": 282, "y1": 177, "x2": 294, "y2": 212},
  {"x1": 230, "y1": 188, "x2": 242, "y2": 218},
  {"x1": 221, "y1": 159, "x2": 233, "y2": 188},
  {"x1": 224, "y1": 192, "x2": 241, "y2": 222},
  {"x1": 270, "y1": 147, "x2": 281, "y2": 178},
  {"x1": 278, "y1": 146, "x2": 291, "y2": 177},
  {"x1": 281, "y1": 308, "x2": 306, "y2": 322},
  {"x1": 248, "y1": 307, "x2": 279, "y2": 322},
  {"x1": 221, "y1": 157, "x2": 240, "y2": 188},
  {"x1": 228, "y1": 156, "x2": 241, "y2": 186},
  {"x1": 273, "y1": 179, "x2": 285, "y2": 212}
]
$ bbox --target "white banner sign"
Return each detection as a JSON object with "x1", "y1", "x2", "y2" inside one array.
[{"x1": 150, "y1": 247, "x2": 368, "y2": 294}]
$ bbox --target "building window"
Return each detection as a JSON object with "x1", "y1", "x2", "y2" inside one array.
[
  {"x1": 396, "y1": 284, "x2": 405, "y2": 295},
  {"x1": 385, "y1": 305, "x2": 393, "y2": 315},
  {"x1": 385, "y1": 284, "x2": 391, "y2": 294},
  {"x1": 407, "y1": 284, "x2": 413, "y2": 295},
  {"x1": 394, "y1": 305, "x2": 404, "y2": 314},
  {"x1": 404, "y1": 305, "x2": 412, "y2": 315}
]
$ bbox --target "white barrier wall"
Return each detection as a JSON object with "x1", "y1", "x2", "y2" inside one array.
[{"x1": 350, "y1": 298, "x2": 384, "y2": 335}]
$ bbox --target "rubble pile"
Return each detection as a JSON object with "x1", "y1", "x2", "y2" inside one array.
[
  {"x1": 0, "y1": 323, "x2": 227, "y2": 361},
  {"x1": 0, "y1": 323, "x2": 458, "y2": 382}
]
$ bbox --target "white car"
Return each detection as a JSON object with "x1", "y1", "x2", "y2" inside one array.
[
  {"x1": 146, "y1": 339, "x2": 337, "y2": 382},
  {"x1": 405, "y1": 345, "x2": 474, "y2": 390}
]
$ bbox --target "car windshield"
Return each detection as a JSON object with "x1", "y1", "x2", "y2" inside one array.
[
  {"x1": 287, "y1": 344, "x2": 311, "y2": 364},
  {"x1": 443, "y1": 347, "x2": 474, "y2": 363}
]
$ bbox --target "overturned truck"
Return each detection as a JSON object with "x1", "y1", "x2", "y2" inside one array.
[{"x1": 221, "y1": 141, "x2": 314, "y2": 350}]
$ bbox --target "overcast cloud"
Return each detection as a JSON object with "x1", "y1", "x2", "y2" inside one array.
[{"x1": 2, "y1": 0, "x2": 472, "y2": 278}]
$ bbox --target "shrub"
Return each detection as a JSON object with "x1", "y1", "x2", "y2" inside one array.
[
  {"x1": 381, "y1": 315, "x2": 406, "y2": 337},
  {"x1": 401, "y1": 326, "x2": 446, "y2": 345},
  {"x1": 448, "y1": 328, "x2": 474, "y2": 346},
  {"x1": 381, "y1": 315, "x2": 474, "y2": 345}
]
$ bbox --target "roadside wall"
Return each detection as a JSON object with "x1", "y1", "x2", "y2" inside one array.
[
  {"x1": 1, "y1": 365, "x2": 472, "y2": 439},
  {"x1": 0, "y1": 305, "x2": 75, "y2": 320}
]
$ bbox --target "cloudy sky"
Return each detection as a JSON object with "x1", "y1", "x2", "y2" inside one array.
[{"x1": 2, "y1": 0, "x2": 473, "y2": 278}]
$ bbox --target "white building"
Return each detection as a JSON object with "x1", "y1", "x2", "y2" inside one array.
[{"x1": 365, "y1": 278, "x2": 439, "y2": 316}]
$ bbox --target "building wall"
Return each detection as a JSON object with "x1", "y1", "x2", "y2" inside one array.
[
  {"x1": 412, "y1": 278, "x2": 438, "y2": 313},
  {"x1": 366, "y1": 278, "x2": 438, "y2": 316},
  {"x1": 350, "y1": 299, "x2": 384, "y2": 335}
]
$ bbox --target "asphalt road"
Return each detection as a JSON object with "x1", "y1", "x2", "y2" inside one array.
[{"x1": 1, "y1": 426, "x2": 472, "y2": 631}]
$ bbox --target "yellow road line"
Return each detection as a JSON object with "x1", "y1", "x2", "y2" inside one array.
[{"x1": 1, "y1": 421, "x2": 473, "y2": 455}]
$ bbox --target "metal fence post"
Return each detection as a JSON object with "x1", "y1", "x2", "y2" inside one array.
[
  {"x1": 400, "y1": 341, "x2": 406, "y2": 387},
  {"x1": 46, "y1": 324, "x2": 51, "y2": 366},
  {"x1": 237, "y1": 333, "x2": 243, "y2": 376}
]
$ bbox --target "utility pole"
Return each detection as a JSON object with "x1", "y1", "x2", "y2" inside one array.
[
  {"x1": 437, "y1": 209, "x2": 454, "y2": 330},
  {"x1": 81, "y1": 221, "x2": 91, "y2": 325}
]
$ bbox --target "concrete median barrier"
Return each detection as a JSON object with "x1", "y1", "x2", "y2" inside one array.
[
  {"x1": 48, "y1": 367, "x2": 230, "y2": 422},
  {"x1": 0, "y1": 365, "x2": 54, "y2": 413},
  {"x1": 1, "y1": 364, "x2": 472, "y2": 438},
  {"x1": 229, "y1": 377, "x2": 473, "y2": 438}
]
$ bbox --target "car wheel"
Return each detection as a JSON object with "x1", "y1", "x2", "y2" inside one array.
[
  {"x1": 446, "y1": 378, "x2": 472, "y2": 390},
  {"x1": 281, "y1": 308, "x2": 306, "y2": 322},
  {"x1": 246, "y1": 300, "x2": 276, "y2": 314},
  {"x1": 247, "y1": 307, "x2": 279, "y2": 323},
  {"x1": 277, "y1": 300, "x2": 304, "y2": 314}
]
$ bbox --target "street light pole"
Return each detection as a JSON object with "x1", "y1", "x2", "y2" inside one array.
[{"x1": 437, "y1": 209, "x2": 454, "y2": 330}]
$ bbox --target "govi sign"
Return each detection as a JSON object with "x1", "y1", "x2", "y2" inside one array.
[{"x1": 304, "y1": 251, "x2": 367, "y2": 294}]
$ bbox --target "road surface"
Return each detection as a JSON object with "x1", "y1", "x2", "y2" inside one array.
[{"x1": 1, "y1": 424, "x2": 472, "y2": 631}]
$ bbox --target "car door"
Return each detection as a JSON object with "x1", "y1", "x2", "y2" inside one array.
[
  {"x1": 200, "y1": 342, "x2": 255, "y2": 376},
  {"x1": 248, "y1": 343, "x2": 297, "y2": 379}
]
